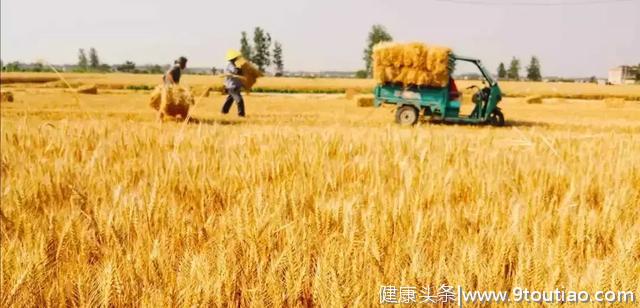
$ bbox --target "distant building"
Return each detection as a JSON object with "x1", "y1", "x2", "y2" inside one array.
[{"x1": 608, "y1": 66, "x2": 637, "y2": 85}]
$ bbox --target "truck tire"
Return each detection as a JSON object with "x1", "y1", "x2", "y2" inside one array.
[
  {"x1": 395, "y1": 105, "x2": 419, "y2": 126},
  {"x1": 488, "y1": 108, "x2": 505, "y2": 127}
]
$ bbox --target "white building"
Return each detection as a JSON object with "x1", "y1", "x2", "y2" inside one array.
[{"x1": 608, "y1": 66, "x2": 637, "y2": 85}]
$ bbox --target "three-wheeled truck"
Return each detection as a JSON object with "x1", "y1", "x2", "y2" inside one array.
[{"x1": 373, "y1": 55, "x2": 505, "y2": 126}]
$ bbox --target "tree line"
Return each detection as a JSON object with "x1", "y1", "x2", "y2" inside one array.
[
  {"x1": 239, "y1": 27, "x2": 284, "y2": 76},
  {"x1": 497, "y1": 57, "x2": 542, "y2": 81},
  {"x1": 2, "y1": 28, "x2": 287, "y2": 75}
]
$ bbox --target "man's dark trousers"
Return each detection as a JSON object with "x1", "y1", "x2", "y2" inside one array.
[{"x1": 222, "y1": 88, "x2": 245, "y2": 116}]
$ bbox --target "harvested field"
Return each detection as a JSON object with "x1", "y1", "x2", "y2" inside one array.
[
  {"x1": 1, "y1": 72, "x2": 639, "y2": 100},
  {"x1": 0, "y1": 75, "x2": 60, "y2": 84},
  {"x1": 3, "y1": 72, "x2": 640, "y2": 102}
]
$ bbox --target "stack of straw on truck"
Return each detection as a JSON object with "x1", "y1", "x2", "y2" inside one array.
[{"x1": 373, "y1": 42, "x2": 452, "y2": 88}]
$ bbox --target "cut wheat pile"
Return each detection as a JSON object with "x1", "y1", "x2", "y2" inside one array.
[
  {"x1": 354, "y1": 94, "x2": 374, "y2": 107},
  {"x1": 0, "y1": 90, "x2": 14, "y2": 102},
  {"x1": 76, "y1": 84, "x2": 98, "y2": 95},
  {"x1": 525, "y1": 95, "x2": 543, "y2": 104},
  {"x1": 373, "y1": 42, "x2": 451, "y2": 88},
  {"x1": 149, "y1": 84, "x2": 195, "y2": 118}
]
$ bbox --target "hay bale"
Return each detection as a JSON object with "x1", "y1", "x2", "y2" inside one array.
[
  {"x1": 372, "y1": 42, "x2": 452, "y2": 88},
  {"x1": 354, "y1": 94, "x2": 374, "y2": 107},
  {"x1": 149, "y1": 84, "x2": 195, "y2": 119},
  {"x1": 1, "y1": 90, "x2": 14, "y2": 103},
  {"x1": 235, "y1": 57, "x2": 262, "y2": 91},
  {"x1": 345, "y1": 88, "x2": 357, "y2": 100},
  {"x1": 97, "y1": 83, "x2": 125, "y2": 90},
  {"x1": 524, "y1": 95, "x2": 543, "y2": 104},
  {"x1": 76, "y1": 84, "x2": 98, "y2": 94}
]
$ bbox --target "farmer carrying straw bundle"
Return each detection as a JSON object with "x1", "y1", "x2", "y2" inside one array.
[{"x1": 221, "y1": 49, "x2": 247, "y2": 117}]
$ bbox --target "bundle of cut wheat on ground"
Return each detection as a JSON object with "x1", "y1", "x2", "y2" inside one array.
[
  {"x1": 0, "y1": 90, "x2": 14, "y2": 103},
  {"x1": 149, "y1": 84, "x2": 195, "y2": 119},
  {"x1": 373, "y1": 42, "x2": 452, "y2": 87}
]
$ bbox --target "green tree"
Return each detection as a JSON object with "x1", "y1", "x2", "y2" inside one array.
[
  {"x1": 252, "y1": 27, "x2": 272, "y2": 72},
  {"x1": 363, "y1": 24, "x2": 393, "y2": 76},
  {"x1": 32, "y1": 63, "x2": 44, "y2": 72},
  {"x1": 636, "y1": 63, "x2": 640, "y2": 81},
  {"x1": 589, "y1": 76, "x2": 597, "y2": 83},
  {"x1": 526, "y1": 56, "x2": 542, "y2": 81},
  {"x1": 78, "y1": 49, "x2": 88, "y2": 71},
  {"x1": 272, "y1": 41, "x2": 284, "y2": 76},
  {"x1": 149, "y1": 65, "x2": 163, "y2": 74},
  {"x1": 116, "y1": 61, "x2": 136, "y2": 73},
  {"x1": 355, "y1": 70, "x2": 368, "y2": 79},
  {"x1": 6, "y1": 61, "x2": 22, "y2": 72},
  {"x1": 497, "y1": 62, "x2": 507, "y2": 79},
  {"x1": 99, "y1": 64, "x2": 112, "y2": 72},
  {"x1": 507, "y1": 57, "x2": 520, "y2": 81},
  {"x1": 240, "y1": 31, "x2": 253, "y2": 60},
  {"x1": 89, "y1": 47, "x2": 100, "y2": 69}
]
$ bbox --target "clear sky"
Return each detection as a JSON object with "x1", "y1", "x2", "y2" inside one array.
[{"x1": 1, "y1": 0, "x2": 638, "y2": 77}]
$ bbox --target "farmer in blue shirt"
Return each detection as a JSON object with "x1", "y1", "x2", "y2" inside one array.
[{"x1": 221, "y1": 50, "x2": 246, "y2": 117}]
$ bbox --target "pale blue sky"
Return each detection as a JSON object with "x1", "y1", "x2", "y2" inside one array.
[{"x1": 1, "y1": 0, "x2": 638, "y2": 77}]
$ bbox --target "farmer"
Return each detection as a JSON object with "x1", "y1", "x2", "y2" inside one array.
[
  {"x1": 163, "y1": 56, "x2": 188, "y2": 85},
  {"x1": 449, "y1": 76, "x2": 460, "y2": 101},
  {"x1": 221, "y1": 49, "x2": 246, "y2": 117}
]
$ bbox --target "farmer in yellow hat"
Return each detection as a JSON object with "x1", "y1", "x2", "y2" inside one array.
[{"x1": 221, "y1": 49, "x2": 246, "y2": 117}]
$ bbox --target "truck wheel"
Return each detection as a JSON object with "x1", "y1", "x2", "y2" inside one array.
[
  {"x1": 395, "y1": 105, "x2": 419, "y2": 126},
  {"x1": 488, "y1": 109, "x2": 505, "y2": 127}
]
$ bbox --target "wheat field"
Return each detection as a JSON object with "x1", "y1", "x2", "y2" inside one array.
[{"x1": 1, "y1": 83, "x2": 640, "y2": 306}]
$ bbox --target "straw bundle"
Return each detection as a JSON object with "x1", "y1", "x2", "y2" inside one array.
[
  {"x1": 76, "y1": 84, "x2": 98, "y2": 94},
  {"x1": 235, "y1": 57, "x2": 262, "y2": 91},
  {"x1": 1, "y1": 90, "x2": 14, "y2": 103},
  {"x1": 373, "y1": 42, "x2": 452, "y2": 88},
  {"x1": 345, "y1": 88, "x2": 357, "y2": 100},
  {"x1": 524, "y1": 95, "x2": 543, "y2": 104},
  {"x1": 354, "y1": 94, "x2": 375, "y2": 107},
  {"x1": 149, "y1": 84, "x2": 195, "y2": 118}
]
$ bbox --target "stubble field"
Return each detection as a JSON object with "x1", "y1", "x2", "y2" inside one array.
[{"x1": 1, "y1": 74, "x2": 640, "y2": 306}]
